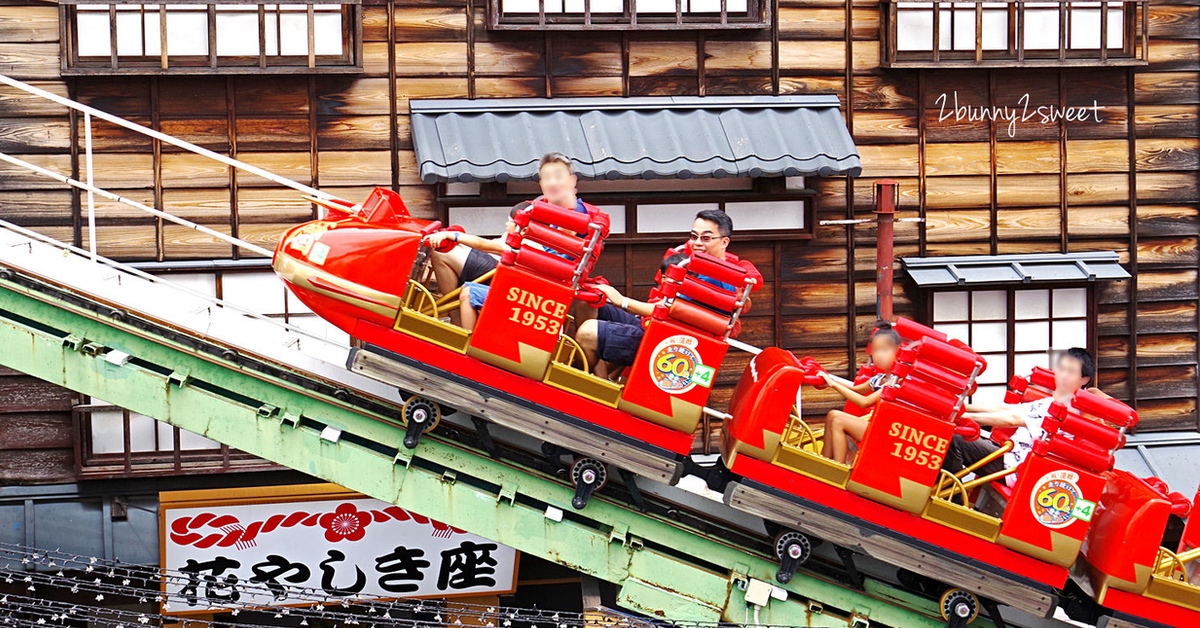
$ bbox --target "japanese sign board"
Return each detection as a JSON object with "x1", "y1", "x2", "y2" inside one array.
[{"x1": 160, "y1": 484, "x2": 518, "y2": 614}]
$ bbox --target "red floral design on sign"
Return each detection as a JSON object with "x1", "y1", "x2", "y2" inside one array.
[
  {"x1": 168, "y1": 501, "x2": 463, "y2": 550},
  {"x1": 319, "y1": 502, "x2": 370, "y2": 542}
]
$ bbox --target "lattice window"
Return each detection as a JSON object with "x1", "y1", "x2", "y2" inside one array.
[
  {"x1": 489, "y1": 0, "x2": 769, "y2": 30},
  {"x1": 63, "y1": 1, "x2": 362, "y2": 74},
  {"x1": 444, "y1": 178, "x2": 811, "y2": 240},
  {"x1": 882, "y1": 0, "x2": 1148, "y2": 66},
  {"x1": 930, "y1": 287, "x2": 1092, "y2": 403}
]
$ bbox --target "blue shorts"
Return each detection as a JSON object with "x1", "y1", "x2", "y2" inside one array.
[
  {"x1": 595, "y1": 303, "x2": 644, "y2": 368},
  {"x1": 464, "y1": 282, "x2": 489, "y2": 310}
]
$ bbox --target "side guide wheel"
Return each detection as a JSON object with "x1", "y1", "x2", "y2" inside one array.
[
  {"x1": 940, "y1": 588, "x2": 980, "y2": 628},
  {"x1": 773, "y1": 531, "x2": 811, "y2": 584},
  {"x1": 570, "y1": 457, "x2": 608, "y2": 510},
  {"x1": 401, "y1": 396, "x2": 441, "y2": 449}
]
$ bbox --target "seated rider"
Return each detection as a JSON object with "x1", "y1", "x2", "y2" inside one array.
[
  {"x1": 424, "y1": 202, "x2": 532, "y2": 326},
  {"x1": 425, "y1": 192, "x2": 601, "y2": 331},
  {"x1": 664, "y1": 208, "x2": 765, "y2": 288},
  {"x1": 819, "y1": 323, "x2": 901, "y2": 463},
  {"x1": 572, "y1": 254, "x2": 681, "y2": 378},
  {"x1": 944, "y1": 347, "x2": 1096, "y2": 487},
  {"x1": 575, "y1": 210, "x2": 761, "y2": 378},
  {"x1": 427, "y1": 152, "x2": 590, "y2": 293}
]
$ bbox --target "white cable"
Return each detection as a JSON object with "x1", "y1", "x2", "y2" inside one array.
[
  {"x1": 0, "y1": 73, "x2": 333, "y2": 201},
  {"x1": 0, "y1": 151, "x2": 273, "y2": 258},
  {"x1": 0, "y1": 219, "x2": 338, "y2": 350},
  {"x1": 83, "y1": 112, "x2": 96, "y2": 260}
]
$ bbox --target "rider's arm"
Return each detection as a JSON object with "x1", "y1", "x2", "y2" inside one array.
[
  {"x1": 465, "y1": 234, "x2": 506, "y2": 254},
  {"x1": 824, "y1": 374, "x2": 883, "y2": 409},
  {"x1": 850, "y1": 380, "x2": 875, "y2": 395},
  {"x1": 964, "y1": 402, "x2": 1007, "y2": 414},
  {"x1": 961, "y1": 407, "x2": 1026, "y2": 427},
  {"x1": 424, "y1": 231, "x2": 505, "y2": 255},
  {"x1": 596, "y1": 284, "x2": 655, "y2": 317}
]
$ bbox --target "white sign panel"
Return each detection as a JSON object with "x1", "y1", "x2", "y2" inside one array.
[{"x1": 163, "y1": 496, "x2": 517, "y2": 613}]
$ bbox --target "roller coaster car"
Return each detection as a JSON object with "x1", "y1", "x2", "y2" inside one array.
[
  {"x1": 722, "y1": 327, "x2": 1200, "y2": 625},
  {"x1": 724, "y1": 324, "x2": 989, "y2": 510},
  {"x1": 273, "y1": 187, "x2": 754, "y2": 496},
  {"x1": 1080, "y1": 464, "x2": 1200, "y2": 625}
]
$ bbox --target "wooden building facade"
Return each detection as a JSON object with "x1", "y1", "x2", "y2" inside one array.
[{"x1": 0, "y1": 0, "x2": 1196, "y2": 481}]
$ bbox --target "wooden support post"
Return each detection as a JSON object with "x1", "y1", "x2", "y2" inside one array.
[{"x1": 873, "y1": 180, "x2": 898, "y2": 322}]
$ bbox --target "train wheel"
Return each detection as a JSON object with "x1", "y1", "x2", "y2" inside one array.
[
  {"x1": 570, "y1": 458, "x2": 608, "y2": 510},
  {"x1": 939, "y1": 588, "x2": 979, "y2": 628},
  {"x1": 401, "y1": 396, "x2": 442, "y2": 449},
  {"x1": 773, "y1": 531, "x2": 811, "y2": 584}
]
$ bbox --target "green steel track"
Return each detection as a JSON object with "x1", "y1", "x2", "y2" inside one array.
[{"x1": 0, "y1": 264, "x2": 979, "y2": 628}]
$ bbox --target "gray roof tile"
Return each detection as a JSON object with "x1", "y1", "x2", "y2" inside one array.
[
  {"x1": 410, "y1": 96, "x2": 861, "y2": 183},
  {"x1": 901, "y1": 252, "x2": 1131, "y2": 287}
]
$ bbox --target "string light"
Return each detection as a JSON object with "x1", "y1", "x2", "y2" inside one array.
[{"x1": 0, "y1": 543, "x2": 793, "y2": 628}]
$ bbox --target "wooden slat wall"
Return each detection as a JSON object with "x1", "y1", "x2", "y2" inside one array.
[
  {"x1": 0, "y1": 368, "x2": 77, "y2": 483},
  {"x1": 0, "y1": 0, "x2": 1196, "y2": 432}
]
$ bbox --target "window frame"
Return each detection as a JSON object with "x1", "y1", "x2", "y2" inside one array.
[
  {"x1": 923, "y1": 284, "x2": 1098, "y2": 402},
  {"x1": 437, "y1": 180, "x2": 816, "y2": 243},
  {"x1": 74, "y1": 402, "x2": 280, "y2": 479},
  {"x1": 60, "y1": 0, "x2": 364, "y2": 76},
  {"x1": 487, "y1": 0, "x2": 770, "y2": 30},
  {"x1": 880, "y1": 0, "x2": 1149, "y2": 67}
]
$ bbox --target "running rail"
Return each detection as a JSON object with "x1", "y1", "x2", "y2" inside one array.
[{"x1": 0, "y1": 223, "x2": 961, "y2": 628}]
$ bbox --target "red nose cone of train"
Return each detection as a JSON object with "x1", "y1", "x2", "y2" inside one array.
[{"x1": 271, "y1": 187, "x2": 436, "y2": 338}]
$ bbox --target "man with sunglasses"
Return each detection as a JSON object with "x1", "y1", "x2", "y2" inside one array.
[
  {"x1": 673, "y1": 209, "x2": 764, "y2": 289},
  {"x1": 575, "y1": 209, "x2": 763, "y2": 378}
]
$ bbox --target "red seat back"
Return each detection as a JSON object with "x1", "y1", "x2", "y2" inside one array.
[
  {"x1": 1030, "y1": 390, "x2": 1134, "y2": 475},
  {"x1": 500, "y1": 199, "x2": 609, "y2": 289},
  {"x1": 997, "y1": 443, "x2": 1110, "y2": 567},
  {"x1": 994, "y1": 386, "x2": 1133, "y2": 568},
  {"x1": 846, "y1": 338, "x2": 987, "y2": 514},
  {"x1": 885, "y1": 337, "x2": 986, "y2": 422},
  {"x1": 1082, "y1": 470, "x2": 1173, "y2": 593},
  {"x1": 720, "y1": 348, "x2": 808, "y2": 465},
  {"x1": 650, "y1": 251, "x2": 755, "y2": 340},
  {"x1": 467, "y1": 200, "x2": 610, "y2": 380},
  {"x1": 617, "y1": 252, "x2": 754, "y2": 433}
]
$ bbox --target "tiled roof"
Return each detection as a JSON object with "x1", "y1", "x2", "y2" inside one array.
[
  {"x1": 901, "y1": 252, "x2": 1131, "y2": 287},
  {"x1": 410, "y1": 96, "x2": 861, "y2": 183}
]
